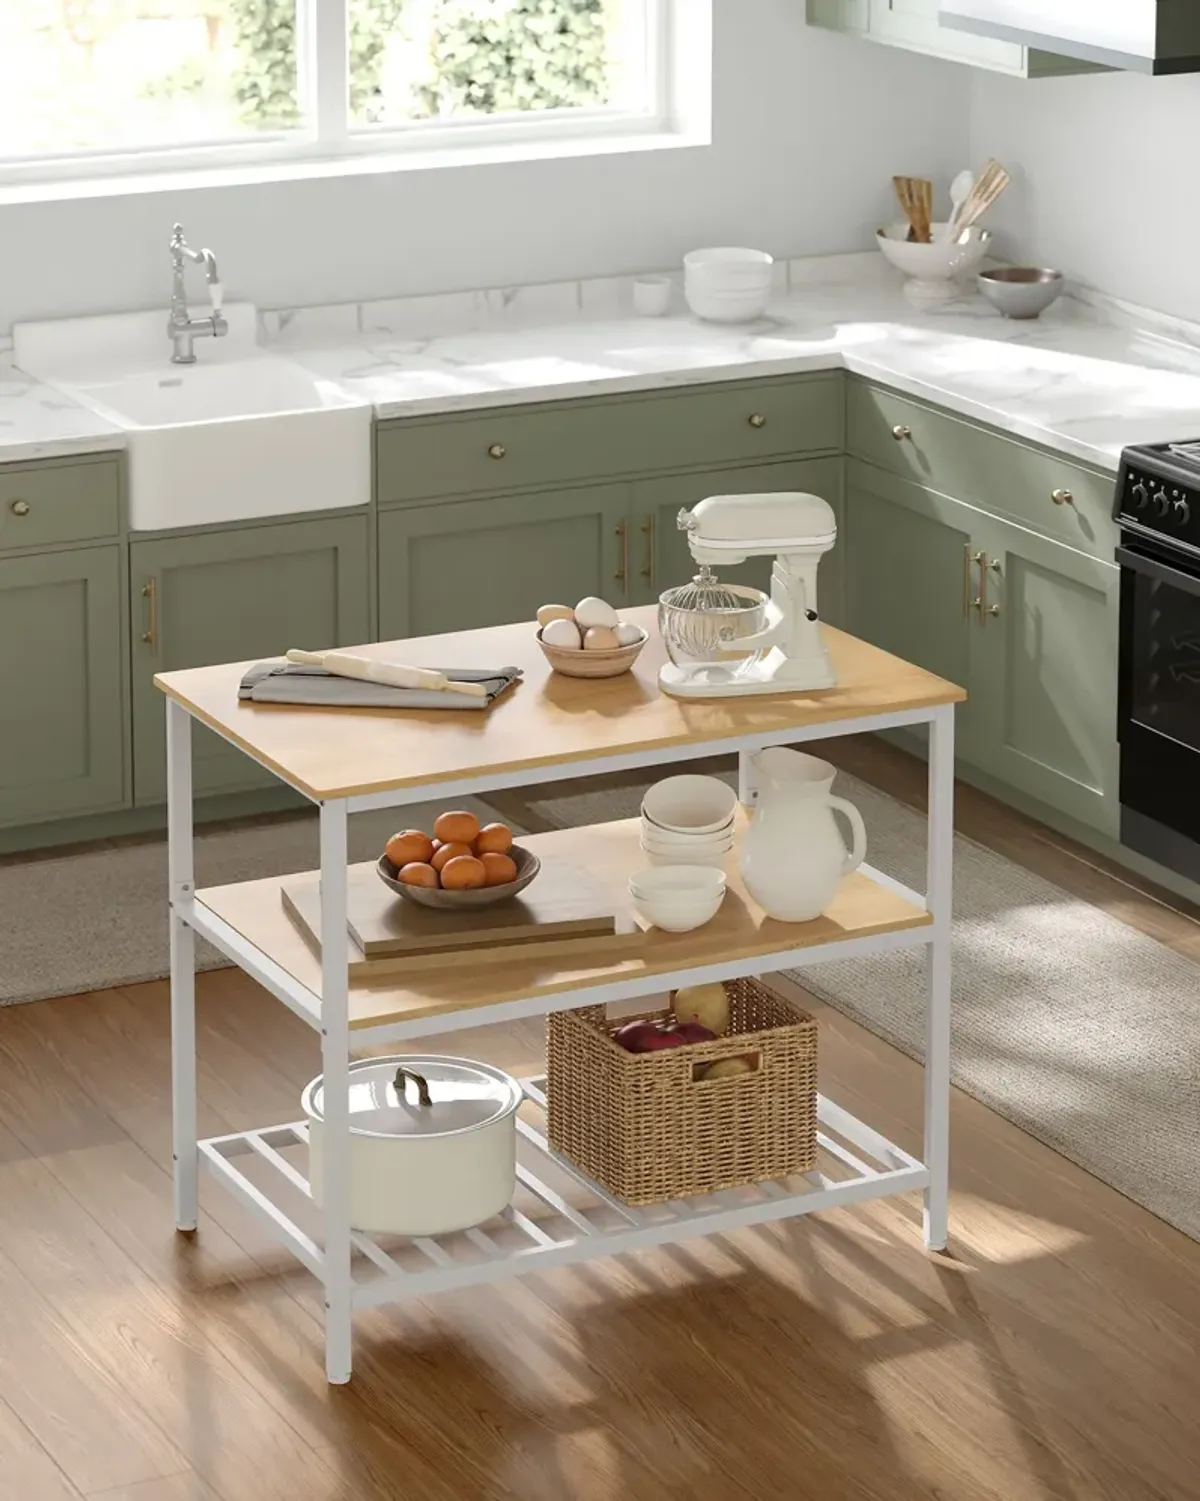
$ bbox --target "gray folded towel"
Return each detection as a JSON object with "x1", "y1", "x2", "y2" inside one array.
[{"x1": 238, "y1": 661, "x2": 523, "y2": 711}]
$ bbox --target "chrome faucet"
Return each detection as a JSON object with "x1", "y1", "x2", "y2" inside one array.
[{"x1": 168, "y1": 222, "x2": 228, "y2": 364}]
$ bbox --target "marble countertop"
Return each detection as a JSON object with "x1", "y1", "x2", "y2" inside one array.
[
  {"x1": 0, "y1": 351, "x2": 122, "y2": 462},
  {"x1": 8, "y1": 256, "x2": 1200, "y2": 473}
]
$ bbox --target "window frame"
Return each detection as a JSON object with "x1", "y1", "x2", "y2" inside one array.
[{"x1": 0, "y1": 0, "x2": 681, "y2": 190}]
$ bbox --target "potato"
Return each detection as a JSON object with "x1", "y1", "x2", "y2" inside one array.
[
  {"x1": 703, "y1": 1057, "x2": 754, "y2": 1081},
  {"x1": 671, "y1": 982, "x2": 730, "y2": 1037}
]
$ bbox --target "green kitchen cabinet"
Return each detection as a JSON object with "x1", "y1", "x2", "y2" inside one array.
[
  {"x1": 842, "y1": 459, "x2": 975, "y2": 722},
  {"x1": 808, "y1": 0, "x2": 1103, "y2": 75},
  {"x1": 378, "y1": 484, "x2": 631, "y2": 639},
  {"x1": 131, "y1": 515, "x2": 370, "y2": 803},
  {"x1": 630, "y1": 458, "x2": 845, "y2": 623},
  {"x1": 968, "y1": 512, "x2": 1120, "y2": 835},
  {"x1": 0, "y1": 546, "x2": 126, "y2": 826}
]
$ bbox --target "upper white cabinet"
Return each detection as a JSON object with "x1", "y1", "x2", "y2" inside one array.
[{"x1": 808, "y1": 0, "x2": 1102, "y2": 76}]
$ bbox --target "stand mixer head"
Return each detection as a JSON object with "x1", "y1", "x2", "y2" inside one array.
[{"x1": 657, "y1": 491, "x2": 838, "y2": 699}]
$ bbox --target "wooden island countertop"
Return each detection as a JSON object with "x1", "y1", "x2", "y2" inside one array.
[{"x1": 155, "y1": 605, "x2": 965, "y2": 802}]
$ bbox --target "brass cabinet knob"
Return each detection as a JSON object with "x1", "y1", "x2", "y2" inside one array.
[
  {"x1": 1052, "y1": 488, "x2": 1074, "y2": 506},
  {"x1": 748, "y1": 413, "x2": 766, "y2": 429},
  {"x1": 892, "y1": 424, "x2": 912, "y2": 441},
  {"x1": 9, "y1": 499, "x2": 30, "y2": 516},
  {"x1": 487, "y1": 443, "x2": 506, "y2": 460}
]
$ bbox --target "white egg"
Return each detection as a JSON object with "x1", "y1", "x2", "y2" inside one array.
[
  {"x1": 613, "y1": 620, "x2": 644, "y2": 646},
  {"x1": 574, "y1": 596, "x2": 619, "y2": 630},
  {"x1": 537, "y1": 603, "x2": 575, "y2": 628},
  {"x1": 583, "y1": 626, "x2": 619, "y2": 651},
  {"x1": 541, "y1": 617, "x2": 583, "y2": 650}
]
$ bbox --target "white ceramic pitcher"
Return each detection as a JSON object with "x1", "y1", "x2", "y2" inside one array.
[{"x1": 740, "y1": 748, "x2": 867, "y2": 922}]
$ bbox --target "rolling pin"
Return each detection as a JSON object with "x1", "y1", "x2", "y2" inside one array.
[{"x1": 285, "y1": 649, "x2": 488, "y2": 699}]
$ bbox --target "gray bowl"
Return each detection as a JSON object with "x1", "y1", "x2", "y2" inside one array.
[
  {"x1": 377, "y1": 844, "x2": 541, "y2": 909},
  {"x1": 978, "y1": 266, "x2": 1065, "y2": 321}
]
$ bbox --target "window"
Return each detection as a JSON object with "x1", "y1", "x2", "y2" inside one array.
[{"x1": 0, "y1": 0, "x2": 671, "y2": 183}]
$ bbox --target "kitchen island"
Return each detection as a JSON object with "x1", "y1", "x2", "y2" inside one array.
[{"x1": 156, "y1": 608, "x2": 964, "y2": 1384}]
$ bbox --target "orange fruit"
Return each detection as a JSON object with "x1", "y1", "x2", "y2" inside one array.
[
  {"x1": 439, "y1": 855, "x2": 487, "y2": 890},
  {"x1": 434, "y1": 810, "x2": 481, "y2": 846},
  {"x1": 397, "y1": 862, "x2": 438, "y2": 888},
  {"x1": 431, "y1": 841, "x2": 473, "y2": 872},
  {"x1": 474, "y1": 823, "x2": 514, "y2": 855},
  {"x1": 386, "y1": 830, "x2": 434, "y2": 868},
  {"x1": 480, "y1": 852, "x2": 518, "y2": 886}
]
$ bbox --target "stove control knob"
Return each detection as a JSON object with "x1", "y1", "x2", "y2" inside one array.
[
  {"x1": 1132, "y1": 480, "x2": 1150, "y2": 509},
  {"x1": 1153, "y1": 489, "x2": 1171, "y2": 518},
  {"x1": 1173, "y1": 496, "x2": 1191, "y2": 525}
]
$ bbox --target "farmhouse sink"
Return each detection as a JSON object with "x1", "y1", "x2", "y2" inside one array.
[{"x1": 13, "y1": 307, "x2": 372, "y2": 530}]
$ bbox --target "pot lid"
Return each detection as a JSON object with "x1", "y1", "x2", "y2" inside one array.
[{"x1": 304, "y1": 1056, "x2": 522, "y2": 1140}]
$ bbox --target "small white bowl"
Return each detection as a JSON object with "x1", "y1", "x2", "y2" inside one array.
[
  {"x1": 642, "y1": 775, "x2": 738, "y2": 835},
  {"x1": 629, "y1": 866, "x2": 726, "y2": 932},
  {"x1": 684, "y1": 287, "x2": 771, "y2": 324},
  {"x1": 640, "y1": 823, "x2": 734, "y2": 850},
  {"x1": 640, "y1": 841, "x2": 731, "y2": 869},
  {"x1": 684, "y1": 247, "x2": 774, "y2": 281}
]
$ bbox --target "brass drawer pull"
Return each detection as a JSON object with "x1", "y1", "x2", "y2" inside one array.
[
  {"x1": 141, "y1": 577, "x2": 157, "y2": 650},
  {"x1": 748, "y1": 413, "x2": 766, "y2": 429},
  {"x1": 9, "y1": 499, "x2": 30, "y2": 517},
  {"x1": 487, "y1": 443, "x2": 506, "y2": 460},
  {"x1": 1051, "y1": 487, "x2": 1073, "y2": 506},
  {"x1": 977, "y1": 554, "x2": 1001, "y2": 624},
  {"x1": 963, "y1": 546, "x2": 984, "y2": 618},
  {"x1": 615, "y1": 520, "x2": 629, "y2": 592},
  {"x1": 892, "y1": 424, "x2": 912, "y2": 441},
  {"x1": 641, "y1": 515, "x2": 655, "y2": 584}
]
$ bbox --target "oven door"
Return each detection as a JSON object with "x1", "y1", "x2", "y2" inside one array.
[{"x1": 1117, "y1": 536, "x2": 1200, "y2": 873}]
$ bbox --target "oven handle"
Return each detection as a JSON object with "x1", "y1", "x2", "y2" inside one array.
[{"x1": 1116, "y1": 545, "x2": 1200, "y2": 600}]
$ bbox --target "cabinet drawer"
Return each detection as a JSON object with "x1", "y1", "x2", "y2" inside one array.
[
  {"x1": 847, "y1": 382, "x2": 1116, "y2": 558},
  {"x1": 377, "y1": 377, "x2": 844, "y2": 503},
  {"x1": 0, "y1": 457, "x2": 121, "y2": 551}
]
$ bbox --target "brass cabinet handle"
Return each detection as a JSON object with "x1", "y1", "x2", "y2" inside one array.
[
  {"x1": 963, "y1": 546, "x2": 984, "y2": 618},
  {"x1": 748, "y1": 413, "x2": 766, "y2": 429},
  {"x1": 487, "y1": 443, "x2": 506, "y2": 460},
  {"x1": 141, "y1": 577, "x2": 157, "y2": 649},
  {"x1": 976, "y1": 554, "x2": 1002, "y2": 623},
  {"x1": 640, "y1": 515, "x2": 655, "y2": 585},
  {"x1": 9, "y1": 499, "x2": 30, "y2": 517},
  {"x1": 615, "y1": 519, "x2": 629, "y2": 592},
  {"x1": 892, "y1": 424, "x2": 912, "y2": 441},
  {"x1": 1051, "y1": 487, "x2": 1073, "y2": 506}
]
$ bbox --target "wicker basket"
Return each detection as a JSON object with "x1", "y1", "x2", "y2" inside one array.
[{"x1": 546, "y1": 978, "x2": 817, "y2": 1206}]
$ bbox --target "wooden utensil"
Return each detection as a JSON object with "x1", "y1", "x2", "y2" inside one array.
[
  {"x1": 285, "y1": 648, "x2": 488, "y2": 698},
  {"x1": 949, "y1": 159, "x2": 1010, "y2": 241},
  {"x1": 892, "y1": 176, "x2": 933, "y2": 244}
]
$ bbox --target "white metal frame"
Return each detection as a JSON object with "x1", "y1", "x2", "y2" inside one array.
[
  {"x1": 167, "y1": 694, "x2": 955, "y2": 1385},
  {"x1": 0, "y1": 0, "x2": 681, "y2": 189}
]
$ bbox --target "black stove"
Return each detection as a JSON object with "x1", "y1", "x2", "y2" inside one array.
[{"x1": 1114, "y1": 441, "x2": 1200, "y2": 882}]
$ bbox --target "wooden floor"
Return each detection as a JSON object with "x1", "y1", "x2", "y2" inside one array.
[{"x1": 1, "y1": 740, "x2": 1199, "y2": 1501}]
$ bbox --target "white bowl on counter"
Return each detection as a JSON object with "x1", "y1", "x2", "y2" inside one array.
[
  {"x1": 876, "y1": 222, "x2": 991, "y2": 308},
  {"x1": 629, "y1": 866, "x2": 727, "y2": 932},
  {"x1": 642, "y1": 774, "x2": 738, "y2": 835},
  {"x1": 303, "y1": 1055, "x2": 522, "y2": 1236},
  {"x1": 684, "y1": 247, "x2": 774, "y2": 324}
]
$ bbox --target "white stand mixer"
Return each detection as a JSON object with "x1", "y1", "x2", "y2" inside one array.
[{"x1": 658, "y1": 492, "x2": 838, "y2": 699}]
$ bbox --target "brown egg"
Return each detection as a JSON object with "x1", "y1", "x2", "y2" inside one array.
[
  {"x1": 397, "y1": 862, "x2": 439, "y2": 888},
  {"x1": 431, "y1": 841, "x2": 473, "y2": 872},
  {"x1": 582, "y1": 625, "x2": 620, "y2": 651},
  {"x1": 474, "y1": 822, "x2": 513, "y2": 855},
  {"x1": 480, "y1": 851, "x2": 519, "y2": 886},
  {"x1": 434, "y1": 809, "x2": 481, "y2": 846},
  {"x1": 439, "y1": 855, "x2": 487, "y2": 890},
  {"x1": 386, "y1": 830, "x2": 434, "y2": 869}
]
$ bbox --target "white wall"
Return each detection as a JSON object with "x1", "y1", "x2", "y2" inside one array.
[
  {"x1": 0, "y1": 5, "x2": 968, "y2": 333},
  {"x1": 971, "y1": 67, "x2": 1200, "y2": 322}
]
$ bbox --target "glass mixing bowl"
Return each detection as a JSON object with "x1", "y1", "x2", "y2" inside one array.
[{"x1": 658, "y1": 573, "x2": 769, "y2": 670}]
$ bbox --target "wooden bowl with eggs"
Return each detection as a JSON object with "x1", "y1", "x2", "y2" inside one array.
[{"x1": 537, "y1": 598, "x2": 648, "y2": 679}]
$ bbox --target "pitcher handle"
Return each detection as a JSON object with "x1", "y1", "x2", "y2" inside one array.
[{"x1": 829, "y1": 797, "x2": 867, "y2": 875}]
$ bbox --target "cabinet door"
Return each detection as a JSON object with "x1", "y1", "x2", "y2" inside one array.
[
  {"x1": 131, "y1": 516, "x2": 370, "y2": 803},
  {"x1": 843, "y1": 461, "x2": 975, "y2": 728},
  {"x1": 969, "y1": 514, "x2": 1120, "y2": 835},
  {"x1": 0, "y1": 547, "x2": 125, "y2": 825},
  {"x1": 378, "y1": 485, "x2": 630, "y2": 640},
  {"x1": 630, "y1": 459, "x2": 845, "y2": 623},
  {"x1": 868, "y1": 0, "x2": 1025, "y2": 68}
]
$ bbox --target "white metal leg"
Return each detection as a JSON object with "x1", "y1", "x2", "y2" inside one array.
[
  {"x1": 923, "y1": 703, "x2": 955, "y2": 1250},
  {"x1": 738, "y1": 748, "x2": 759, "y2": 809},
  {"x1": 318, "y1": 800, "x2": 353, "y2": 1385},
  {"x1": 167, "y1": 698, "x2": 198, "y2": 1232}
]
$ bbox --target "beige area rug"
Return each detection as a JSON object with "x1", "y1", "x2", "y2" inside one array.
[
  {"x1": 0, "y1": 796, "x2": 510, "y2": 1007},
  {"x1": 518, "y1": 770, "x2": 1200, "y2": 1242}
]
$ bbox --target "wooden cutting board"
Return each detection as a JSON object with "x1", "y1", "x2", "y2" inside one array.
[{"x1": 280, "y1": 861, "x2": 639, "y2": 979}]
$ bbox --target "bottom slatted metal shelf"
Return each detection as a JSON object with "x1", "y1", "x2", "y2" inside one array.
[{"x1": 198, "y1": 1077, "x2": 929, "y2": 1306}]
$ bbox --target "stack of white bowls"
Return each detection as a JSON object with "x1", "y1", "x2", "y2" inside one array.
[
  {"x1": 640, "y1": 774, "x2": 738, "y2": 868},
  {"x1": 628, "y1": 866, "x2": 727, "y2": 933},
  {"x1": 684, "y1": 247, "x2": 774, "y2": 324}
]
